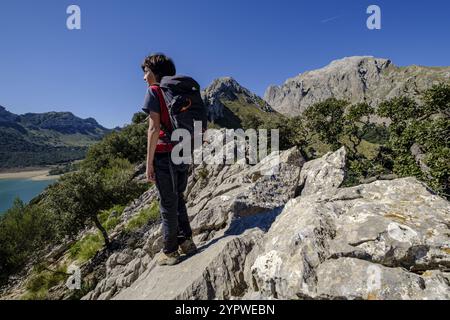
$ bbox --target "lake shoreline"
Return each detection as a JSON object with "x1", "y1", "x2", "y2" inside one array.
[
  {"x1": 0, "y1": 168, "x2": 60, "y2": 181},
  {"x1": 0, "y1": 174, "x2": 60, "y2": 213}
]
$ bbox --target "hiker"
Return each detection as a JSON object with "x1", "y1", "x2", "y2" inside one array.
[{"x1": 141, "y1": 53, "x2": 202, "y2": 266}]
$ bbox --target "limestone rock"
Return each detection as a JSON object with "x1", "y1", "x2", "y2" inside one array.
[
  {"x1": 83, "y1": 146, "x2": 305, "y2": 300},
  {"x1": 315, "y1": 258, "x2": 449, "y2": 300},
  {"x1": 114, "y1": 229, "x2": 263, "y2": 300},
  {"x1": 246, "y1": 177, "x2": 450, "y2": 300},
  {"x1": 264, "y1": 56, "x2": 450, "y2": 116},
  {"x1": 186, "y1": 146, "x2": 305, "y2": 236},
  {"x1": 81, "y1": 140, "x2": 449, "y2": 301},
  {"x1": 298, "y1": 147, "x2": 346, "y2": 196}
]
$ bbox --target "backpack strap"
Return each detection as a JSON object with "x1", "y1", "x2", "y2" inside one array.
[
  {"x1": 150, "y1": 85, "x2": 173, "y2": 133},
  {"x1": 149, "y1": 85, "x2": 175, "y2": 153}
]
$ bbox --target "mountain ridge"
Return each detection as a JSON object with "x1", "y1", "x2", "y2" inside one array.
[
  {"x1": 1, "y1": 106, "x2": 109, "y2": 131},
  {"x1": 0, "y1": 106, "x2": 112, "y2": 169},
  {"x1": 264, "y1": 56, "x2": 450, "y2": 116},
  {"x1": 201, "y1": 77, "x2": 278, "y2": 128}
]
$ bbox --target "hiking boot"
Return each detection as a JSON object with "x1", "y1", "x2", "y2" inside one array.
[
  {"x1": 179, "y1": 238, "x2": 198, "y2": 256},
  {"x1": 156, "y1": 250, "x2": 181, "y2": 266}
]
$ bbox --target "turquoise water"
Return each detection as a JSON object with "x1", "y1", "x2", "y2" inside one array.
[{"x1": 0, "y1": 178, "x2": 58, "y2": 214}]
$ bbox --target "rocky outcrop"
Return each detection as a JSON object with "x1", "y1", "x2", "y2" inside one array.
[
  {"x1": 246, "y1": 177, "x2": 450, "y2": 300},
  {"x1": 186, "y1": 143, "x2": 305, "y2": 238},
  {"x1": 298, "y1": 147, "x2": 346, "y2": 196},
  {"x1": 83, "y1": 141, "x2": 305, "y2": 300},
  {"x1": 81, "y1": 142, "x2": 449, "y2": 300},
  {"x1": 264, "y1": 56, "x2": 450, "y2": 116},
  {"x1": 114, "y1": 229, "x2": 264, "y2": 300}
]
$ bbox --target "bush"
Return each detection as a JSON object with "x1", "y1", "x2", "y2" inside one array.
[
  {"x1": 22, "y1": 264, "x2": 68, "y2": 300},
  {"x1": 0, "y1": 199, "x2": 57, "y2": 284},
  {"x1": 0, "y1": 115, "x2": 149, "y2": 284},
  {"x1": 42, "y1": 170, "x2": 106, "y2": 239},
  {"x1": 303, "y1": 98, "x2": 348, "y2": 150},
  {"x1": 42, "y1": 158, "x2": 147, "y2": 246},
  {"x1": 99, "y1": 205, "x2": 126, "y2": 232},
  {"x1": 377, "y1": 84, "x2": 450, "y2": 198},
  {"x1": 100, "y1": 158, "x2": 148, "y2": 206},
  {"x1": 81, "y1": 121, "x2": 148, "y2": 172},
  {"x1": 69, "y1": 232, "x2": 104, "y2": 263},
  {"x1": 125, "y1": 201, "x2": 159, "y2": 232}
]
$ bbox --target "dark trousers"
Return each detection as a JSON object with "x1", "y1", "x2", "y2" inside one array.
[{"x1": 153, "y1": 152, "x2": 193, "y2": 254}]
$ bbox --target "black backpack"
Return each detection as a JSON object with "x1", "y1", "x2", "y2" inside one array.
[{"x1": 159, "y1": 75, "x2": 208, "y2": 136}]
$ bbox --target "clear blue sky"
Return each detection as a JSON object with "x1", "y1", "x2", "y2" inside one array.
[{"x1": 0, "y1": 0, "x2": 449, "y2": 128}]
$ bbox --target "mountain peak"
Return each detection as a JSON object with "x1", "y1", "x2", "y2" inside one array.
[
  {"x1": 264, "y1": 56, "x2": 450, "y2": 116},
  {"x1": 203, "y1": 77, "x2": 243, "y2": 97},
  {"x1": 202, "y1": 77, "x2": 274, "y2": 127},
  {"x1": 211, "y1": 76, "x2": 239, "y2": 85},
  {"x1": 285, "y1": 56, "x2": 392, "y2": 84},
  {"x1": 329, "y1": 55, "x2": 389, "y2": 65},
  {"x1": 85, "y1": 117, "x2": 100, "y2": 126},
  {"x1": 0, "y1": 105, "x2": 20, "y2": 122},
  {"x1": 203, "y1": 76, "x2": 270, "y2": 107},
  {"x1": 324, "y1": 55, "x2": 392, "y2": 73}
]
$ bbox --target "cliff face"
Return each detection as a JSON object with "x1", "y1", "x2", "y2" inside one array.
[
  {"x1": 78, "y1": 135, "x2": 449, "y2": 300},
  {"x1": 264, "y1": 56, "x2": 450, "y2": 116}
]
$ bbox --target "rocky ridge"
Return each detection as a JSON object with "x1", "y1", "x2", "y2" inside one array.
[
  {"x1": 79, "y1": 135, "x2": 449, "y2": 300},
  {"x1": 264, "y1": 56, "x2": 450, "y2": 116},
  {"x1": 202, "y1": 77, "x2": 276, "y2": 127}
]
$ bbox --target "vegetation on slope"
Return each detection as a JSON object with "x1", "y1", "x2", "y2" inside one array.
[
  {"x1": 0, "y1": 114, "x2": 150, "y2": 286},
  {"x1": 240, "y1": 83, "x2": 449, "y2": 198}
]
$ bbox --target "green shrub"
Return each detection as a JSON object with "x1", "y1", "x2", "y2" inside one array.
[
  {"x1": 304, "y1": 98, "x2": 348, "y2": 150},
  {"x1": 125, "y1": 201, "x2": 159, "y2": 232},
  {"x1": 198, "y1": 167, "x2": 209, "y2": 180},
  {"x1": 98, "y1": 205, "x2": 126, "y2": 232},
  {"x1": 42, "y1": 157, "x2": 147, "y2": 247},
  {"x1": 69, "y1": 232, "x2": 104, "y2": 263},
  {"x1": 22, "y1": 264, "x2": 68, "y2": 300},
  {"x1": 0, "y1": 199, "x2": 58, "y2": 284},
  {"x1": 104, "y1": 216, "x2": 120, "y2": 233},
  {"x1": 100, "y1": 158, "x2": 147, "y2": 205},
  {"x1": 98, "y1": 204, "x2": 125, "y2": 222},
  {"x1": 377, "y1": 84, "x2": 450, "y2": 198},
  {"x1": 81, "y1": 120, "x2": 147, "y2": 172}
]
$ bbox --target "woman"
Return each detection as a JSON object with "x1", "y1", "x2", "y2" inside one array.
[{"x1": 141, "y1": 53, "x2": 197, "y2": 266}]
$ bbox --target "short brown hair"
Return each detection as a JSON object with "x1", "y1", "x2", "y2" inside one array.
[{"x1": 141, "y1": 53, "x2": 176, "y2": 83}]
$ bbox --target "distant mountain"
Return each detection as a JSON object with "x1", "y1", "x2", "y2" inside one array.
[
  {"x1": 18, "y1": 111, "x2": 107, "y2": 135},
  {"x1": 0, "y1": 106, "x2": 112, "y2": 169},
  {"x1": 0, "y1": 106, "x2": 19, "y2": 123},
  {"x1": 201, "y1": 77, "x2": 278, "y2": 129},
  {"x1": 264, "y1": 56, "x2": 450, "y2": 116}
]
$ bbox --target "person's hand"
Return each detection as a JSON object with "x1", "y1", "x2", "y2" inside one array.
[{"x1": 146, "y1": 163, "x2": 155, "y2": 183}]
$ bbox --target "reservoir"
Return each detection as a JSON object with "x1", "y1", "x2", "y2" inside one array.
[{"x1": 0, "y1": 176, "x2": 58, "y2": 214}]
